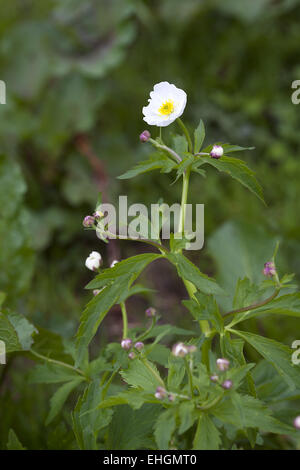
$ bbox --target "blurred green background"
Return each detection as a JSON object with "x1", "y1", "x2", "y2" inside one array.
[{"x1": 1, "y1": 0, "x2": 300, "y2": 449}]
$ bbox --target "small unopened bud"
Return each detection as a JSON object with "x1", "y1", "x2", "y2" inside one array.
[
  {"x1": 154, "y1": 386, "x2": 167, "y2": 400},
  {"x1": 210, "y1": 375, "x2": 219, "y2": 383},
  {"x1": 110, "y1": 260, "x2": 119, "y2": 268},
  {"x1": 134, "y1": 341, "x2": 144, "y2": 351},
  {"x1": 93, "y1": 210, "x2": 104, "y2": 221},
  {"x1": 187, "y1": 345, "x2": 197, "y2": 353},
  {"x1": 85, "y1": 251, "x2": 102, "y2": 271},
  {"x1": 145, "y1": 307, "x2": 156, "y2": 317},
  {"x1": 128, "y1": 351, "x2": 136, "y2": 360},
  {"x1": 216, "y1": 358, "x2": 230, "y2": 371},
  {"x1": 172, "y1": 342, "x2": 189, "y2": 358},
  {"x1": 263, "y1": 261, "x2": 276, "y2": 277},
  {"x1": 222, "y1": 379, "x2": 233, "y2": 390},
  {"x1": 140, "y1": 130, "x2": 151, "y2": 143},
  {"x1": 168, "y1": 393, "x2": 175, "y2": 402},
  {"x1": 83, "y1": 215, "x2": 95, "y2": 227},
  {"x1": 210, "y1": 145, "x2": 224, "y2": 159},
  {"x1": 93, "y1": 289, "x2": 100, "y2": 296},
  {"x1": 121, "y1": 338, "x2": 132, "y2": 350},
  {"x1": 293, "y1": 416, "x2": 300, "y2": 430}
]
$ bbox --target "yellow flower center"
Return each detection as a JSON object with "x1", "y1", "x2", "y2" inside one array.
[{"x1": 158, "y1": 99, "x2": 174, "y2": 116}]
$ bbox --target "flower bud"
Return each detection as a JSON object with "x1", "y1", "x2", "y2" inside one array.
[
  {"x1": 128, "y1": 351, "x2": 136, "y2": 360},
  {"x1": 154, "y1": 386, "x2": 167, "y2": 400},
  {"x1": 216, "y1": 358, "x2": 230, "y2": 371},
  {"x1": 83, "y1": 215, "x2": 95, "y2": 228},
  {"x1": 263, "y1": 261, "x2": 276, "y2": 277},
  {"x1": 145, "y1": 307, "x2": 156, "y2": 317},
  {"x1": 172, "y1": 342, "x2": 189, "y2": 358},
  {"x1": 93, "y1": 210, "x2": 104, "y2": 221},
  {"x1": 93, "y1": 289, "x2": 100, "y2": 296},
  {"x1": 121, "y1": 338, "x2": 132, "y2": 350},
  {"x1": 110, "y1": 260, "x2": 119, "y2": 268},
  {"x1": 210, "y1": 375, "x2": 219, "y2": 383},
  {"x1": 187, "y1": 345, "x2": 197, "y2": 353},
  {"x1": 210, "y1": 145, "x2": 224, "y2": 159},
  {"x1": 293, "y1": 416, "x2": 300, "y2": 430},
  {"x1": 85, "y1": 251, "x2": 102, "y2": 271},
  {"x1": 221, "y1": 379, "x2": 233, "y2": 390},
  {"x1": 168, "y1": 393, "x2": 175, "y2": 402},
  {"x1": 134, "y1": 341, "x2": 144, "y2": 351},
  {"x1": 140, "y1": 130, "x2": 151, "y2": 143}
]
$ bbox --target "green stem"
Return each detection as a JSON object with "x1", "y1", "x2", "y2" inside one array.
[
  {"x1": 120, "y1": 302, "x2": 128, "y2": 339},
  {"x1": 202, "y1": 333, "x2": 215, "y2": 372},
  {"x1": 178, "y1": 167, "x2": 191, "y2": 234},
  {"x1": 177, "y1": 118, "x2": 193, "y2": 153},
  {"x1": 184, "y1": 357, "x2": 194, "y2": 398},
  {"x1": 223, "y1": 288, "x2": 280, "y2": 320},
  {"x1": 29, "y1": 349, "x2": 88, "y2": 381}
]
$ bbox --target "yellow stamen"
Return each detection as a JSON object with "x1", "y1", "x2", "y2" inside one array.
[{"x1": 158, "y1": 99, "x2": 174, "y2": 116}]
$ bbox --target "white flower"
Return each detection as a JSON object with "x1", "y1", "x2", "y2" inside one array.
[
  {"x1": 172, "y1": 342, "x2": 189, "y2": 357},
  {"x1": 142, "y1": 81, "x2": 187, "y2": 127},
  {"x1": 85, "y1": 251, "x2": 102, "y2": 271}
]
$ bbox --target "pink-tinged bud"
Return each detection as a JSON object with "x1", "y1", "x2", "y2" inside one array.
[
  {"x1": 172, "y1": 342, "x2": 189, "y2": 358},
  {"x1": 154, "y1": 386, "x2": 167, "y2": 400},
  {"x1": 140, "y1": 130, "x2": 151, "y2": 143},
  {"x1": 222, "y1": 379, "x2": 233, "y2": 390},
  {"x1": 83, "y1": 215, "x2": 95, "y2": 227},
  {"x1": 93, "y1": 210, "x2": 104, "y2": 221},
  {"x1": 93, "y1": 289, "x2": 100, "y2": 296},
  {"x1": 216, "y1": 358, "x2": 230, "y2": 371},
  {"x1": 263, "y1": 261, "x2": 276, "y2": 277},
  {"x1": 294, "y1": 416, "x2": 300, "y2": 430},
  {"x1": 210, "y1": 145, "x2": 224, "y2": 159},
  {"x1": 145, "y1": 307, "x2": 156, "y2": 317},
  {"x1": 128, "y1": 352, "x2": 136, "y2": 360},
  {"x1": 121, "y1": 338, "x2": 132, "y2": 350},
  {"x1": 187, "y1": 345, "x2": 197, "y2": 353},
  {"x1": 110, "y1": 260, "x2": 119, "y2": 268},
  {"x1": 210, "y1": 375, "x2": 219, "y2": 383},
  {"x1": 134, "y1": 341, "x2": 144, "y2": 351},
  {"x1": 168, "y1": 393, "x2": 175, "y2": 402}
]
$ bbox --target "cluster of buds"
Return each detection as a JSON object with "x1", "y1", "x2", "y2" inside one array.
[
  {"x1": 145, "y1": 307, "x2": 156, "y2": 318},
  {"x1": 154, "y1": 386, "x2": 174, "y2": 402},
  {"x1": 82, "y1": 215, "x2": 95, "y2": 228},
  {"x1": 172, "y1": 342, "x2": 197, "y2": 357},
  {"x1": 121, "y1": 338, "x2": 144, "y2": 359},
  {"x1": 210, "y1": 358, "x2": 233, "y2": 390},
  {"x1": 263, "y1": 261, "x2": 276, "y2": 277},
  {"x1": 210, "y1": 145, "x2": 224, "y2": 159}
]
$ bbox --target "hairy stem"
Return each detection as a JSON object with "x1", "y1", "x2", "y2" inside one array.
[
  {"x1": 184, "y1": 357, "x2": 194, "y2": 398},
  {"x1": 120, "y1": 302, "x2": 128, "y2": 339},
  {"x1": 29, "y1": 349, "x2": 88, "y2": 380},
  {"x1": 177, "y1": 118, "x2": 193, "y2": 153},
  {"x1": 223, "y1": 288, "x2": 280, "y2": 320}
]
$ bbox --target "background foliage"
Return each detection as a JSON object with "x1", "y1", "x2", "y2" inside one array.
[{"x1": 1, "y1": 0, "x2": 300, "y2": 449}]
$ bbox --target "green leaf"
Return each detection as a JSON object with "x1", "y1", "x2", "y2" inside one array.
[
  {"x1": 183, "y1": 292, "x2": 223, "y2": 331},
  {"x1": 0, "y1": 309, "x2": 37, "y2": 353},
  {"x1": 201, "y1": 155, "x2": 264, "y2": 203},
  {"x1": 72, "y1": 380, "x2": 114, "y2": 450},
  {"x1": 167, "y1": 357, "x2": 186, "y2": 390},
  {"x1": 120, "y1": 358, "x2": 163, "y2": 392},
  {"x1": 193, "y1": 414, "x2": 221, "y2": 450},
  {"x1": 28, "y1": 362, "x2": 81, "y2": 384},
  {"x1": 77, "y1": 254, "x2": 162, "y2": 366},
  {"x1": 178, "y1": 402, "x2": 197, "y2": 434},
  {"x1": 233, "y1": 277, "x2": 260, "y2": 310},
  {"x1": 86, "y1": 253, "x2": 162, "y2": 290},
  {"x1": 107, "y1": 404, "x2": 160, "y2": 450},
  {"x1": 7, "y1": 429, "x2": 26, "y2": 450},
  {"x1": 46, "y1": 378, "x2": 83, "y2": 425},
  {"x1": 232, "y1": 330, "x2": 300, "y2": 390},
  {"x1": 236, "y1": 293, "x2": 300, "y2": 324},
  {"x1": 194, "y1": 119, "x2": 205, "y2": 153},
  {"x1": 168, "y1": 252, "x2": 225, "y2": 296},
  {"x1": 212, "y1": 394, "x2": 295, "y2": 435},
  {"x1": 154, "y1": 408, "x2": 176, "y2": 450},
  {"x1": 173, "y1": 134, "x2": 188, "y2": 156},
  {"x1": 118, "y1": 153, "x2": 176, "y2": 179}
]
